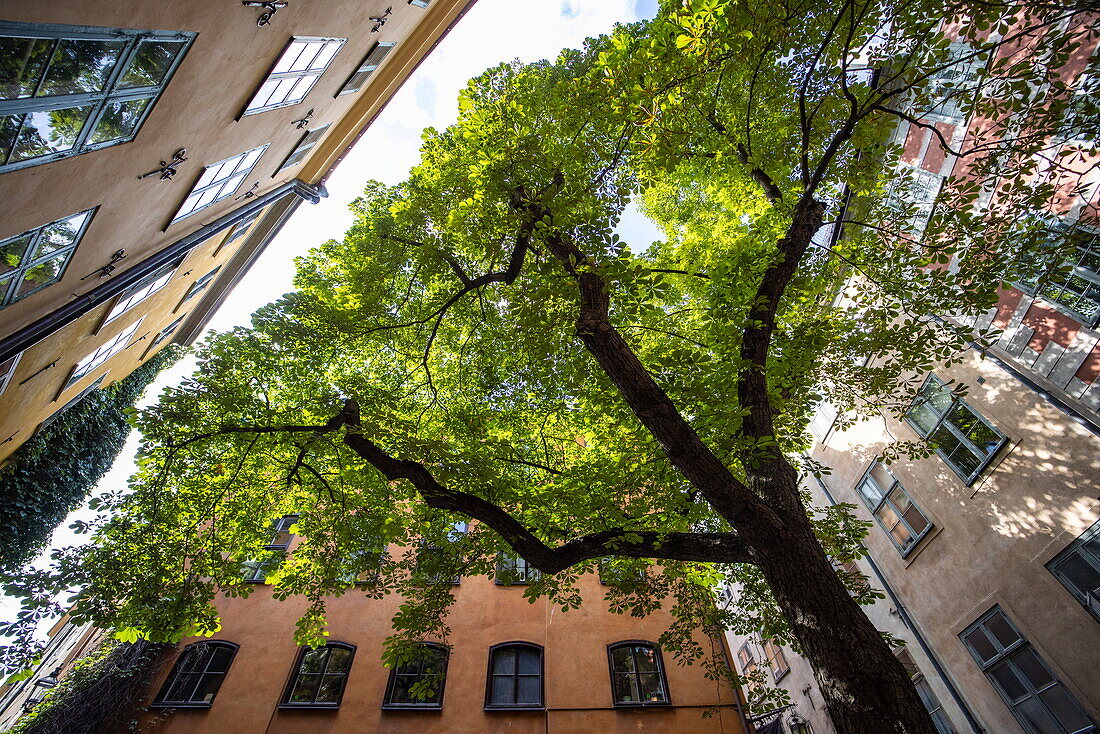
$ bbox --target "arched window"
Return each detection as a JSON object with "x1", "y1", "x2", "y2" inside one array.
[
  {"x1": 607, "y1": 641, "x2": 670, "y2": 706},
  {"x1": 152, "y1": 641, "x2": 238, "y2": 707},
  {"x1": 382, "y1": 642, "x2": 448, "y2": 709},
  {"x1": 280, "y1": 642, "x2": 355, "y2": 708},
  {"x1": 485, "y1": 642, "x2": 543, "y2": 709}
]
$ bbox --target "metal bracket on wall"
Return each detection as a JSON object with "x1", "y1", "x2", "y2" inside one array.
[
  {"x1": 370, "y1": 6, "x2": 393, "y2": 32},
  {"x1": 138, "y1": 148, "x2": 188, "y2": 181},
  {"x1": 234, "y1": 183, "x2": 260, "y2": 201},
  {"x1": 242, "y1": 1, "x2": 288, "y2": 26},
  {"x1": 80, "y1": 250, "x2": 127, "y2": 280},
  {"x1": 18, "y1": 361, "x2": 56, "y2": 387},
  {"x1": 291, "y1": 108, "x2": 314, "y2": 129}
]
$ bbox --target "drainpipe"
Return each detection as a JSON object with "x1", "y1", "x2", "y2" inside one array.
[{"x1": 808, "y1": 467, "x2": 986, "y2": 734}]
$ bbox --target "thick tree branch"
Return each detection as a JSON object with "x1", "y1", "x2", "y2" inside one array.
[{"x1": 335, "y1": 401, "x2": 755, "y2": 572}]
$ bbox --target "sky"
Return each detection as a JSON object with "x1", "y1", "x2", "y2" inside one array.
[{"x1": 3, "y1": 0, "x2": 663, "y2": 630}]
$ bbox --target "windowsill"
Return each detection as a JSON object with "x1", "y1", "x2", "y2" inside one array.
[
  {"x1": 484, "y1": 705, "x2": 544, "y2": 711},
  {"x1": 148, "y1": 702, "x2": 212, "y2": 709},
  {"x1": 773, "y1": 668, "x2": 790, "y2": 684},
  {"x1": 381, "y1": 704, "x2": 443, "y2": 711},
  {"x1": 611, "y1": 702, "x2": 672, "y2": 708},
  {"x1": 277, "y1": 703, "x2": 341, "y2": 710}
]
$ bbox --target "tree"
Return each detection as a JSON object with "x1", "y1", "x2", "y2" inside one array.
[{"x1": 3, "y1": 2, "x2": 1095, "y2": 733}]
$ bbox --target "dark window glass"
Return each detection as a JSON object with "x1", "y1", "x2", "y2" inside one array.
[
  {"x1": 486, "y1": 644, "x2": 542, "y2": 708},
  {"x1": 855, "y1": 461, "x2": 933, "y2": 555},
  {"x1": 153, "y1": 641, "x2": 238, "y2": 707},
  {"x1": 0, "y1": 208, "x2": 93, "y2": 308},
  {"x1": 0, "y1": 22, "x2": 193, "y2": 172},
  {"x1": 608, "y1": 642, "x2": 669, "y2": 706},
  {"x1": 1046, "y1": 519, "x2": 1100, "y2": 622},
  {"x1": 338, "y1": 41, "x2": 395, "y2": 96},
  {"x1": 905, "y1": 375, "x2": 1006, "y2": 483},
  {"x1": 383, "y1": 643, "x2": 448, "y2": 708},
  {"x1": 961, "y1": 607, "x2": 1093, "y2": 734},
  {"x1": 281, "y1": 643, "x2": 354, "y2": 707},
  {"x1": 241, "y1": 515, "x2": 297, "y2": 582},
  {"x1": 495, "y1": 553, "x2": 539, "y2": 585},
  {"x1": 1017, "y1": 221, "x2": 1100, "y2": 326}
]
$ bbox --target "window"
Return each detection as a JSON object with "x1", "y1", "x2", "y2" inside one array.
[
  {"x1": 895, "y1": 647, "x2": 957, "y2": 734},
  {"x1": 337, "y1": 544, "x2": 387, "y2": 585},
  {"x1": 64, "y1": 317, "x2": 141, "y2": 390},
  {"x1": 962, "y1": 607, "x2": 1094, "y2": 734},
  {"x1": 485, "y1": 643, "x2": 543, "y2": 709},
  {"x1": 102, "y1": 257, "x2": 181, "y2": 325},
  {"x1": 736, "y1": 642, "x2": 761, "y2": 699},
  {"x1": 148, "y1": 314, "x2": 184, "y2": 351},
  {"x1": 854, "y1": 461, "x2": 933, "y2": 555},
  {"x1": 277, "y1": 123, "x2": 329, "y2": 173},
  {"x1": 413, "y1": 521, "x2": 466, "y2": 585},
  {"x1": 495, "y1": 553, "x2": 539, "y2": 585},
  {"x1": 1047, "y1": 519, "x2": 1100, "y2": 622},
  {"x1": 905, "y1": 375, "x2": 1007, "y2": 483},
  {"x1": 1017, "y1": 221, "x2": 1100, "y2": 327},
  {"x1": 886, "y1": 165, "x2": 943, "y2": 237},
  {"x1": 0, "y1": 209, "x2": 94, "y2": 308},
  {"x1": 762, "y1": 639, "x2": 789, "y2": 682},
  {"x1": 608, "y1": 642, "x2": 669, "y2": 706},
  {"x1": 172, "y1": 147, "x2": 267, "y2": 223},
  {"x1": 281, "y1": 643, "x2": 355, "y2": 708},
  {"x1": 220, "y1": 211, "x2": 260, "y2": 251},
  {"x1": 383, "y1": 642, "x2": 448, "y2": 708},
  {"x1": 152, "y1": 641, "x2": 237, "y2": 707},
  {"x1": 408, "y1": 0, "x2": 431, "y2": 7},
  {"x1": 241, "y1": 514, "x2": 297, "y2": 582},
  {"x1": 922, "y1": 42, "x2": 984, "y2": 125},
  {"x1": 243, "y1": 37, "x2": 345, "y2": 115},
  {"x1": 180, "y1": 266, "x2": 221, "y2": 304},
  {"x1": 599, "y1": 558, "x2": 645, "y2": 587},
  {"x1": 0, "y1": 22, "x2": 194, "y2": 173},
  {"x1": 337, "y1": 41, "x2": 395, "y2": 96},
  {"x1": 0, "y1": 351, "x2": 21, "y2": 395}
]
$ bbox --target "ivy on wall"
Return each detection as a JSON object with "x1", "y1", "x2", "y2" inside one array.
[{"x1": 0, "y1": 346, "x2": 183, "y2": 571}]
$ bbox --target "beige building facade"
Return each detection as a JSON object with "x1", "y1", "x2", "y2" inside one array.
[{"x1": 0, "y1": 0, "x2": 475, "y2": 463}]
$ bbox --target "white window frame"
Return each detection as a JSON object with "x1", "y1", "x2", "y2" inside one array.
[
  {"x1": 276, "y1": 123, "x2": 329, "y2": 173},
  {"x1": 101, "y1": 257, "x2": 182, "y2": 327},
  {"x1": 0, "y1": 351, "x2": 22, "y2": 395},
  {"x1": 179, "y1": 266, "x2": 221, "y2": 307},
  {"x1": 337, "y1": 41, "x2": 395, "y2": 96},
  {"x1": 64, "y1": 318, "x2": 142, "y2": 390},
  {"x1": 243, "y1": 37, "x2": 345, "y2": 115},
  {"x1": 172, "y1": 146, "x2": 267, "y2": 223}
]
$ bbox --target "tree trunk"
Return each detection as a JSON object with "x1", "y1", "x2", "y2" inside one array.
[{"x1": 741, "y1": 493, "x2": 939, "y2": 734}]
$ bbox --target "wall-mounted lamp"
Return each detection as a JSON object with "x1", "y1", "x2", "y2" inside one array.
[
  {"x1": 370, "y1": 6, "x2": 393, "y2": 32},
  {"x1": 787, "y1": 713, "x2": 813, "y2": 734},
  {"x1": 234, "y1": 182, "x2": 260, "y2": 201},
  {"x1": 291, "y1": 108, "x2": 314, "y2": 129},
  {"x1": 22, "y1": 667, "x2": 61, "y2": 711},
  {"x1": 138, "y1": 149, "x2": 188, "y2": 181},
  {"x1": 242, "y1": 1, "x2": 288, "y2": 26}
]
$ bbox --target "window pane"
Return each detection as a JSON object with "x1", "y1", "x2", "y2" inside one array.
[
  {"x1": 638, "y1": 672, "x2": 667, "y2": 702},
  {"x1": 118, "y1": 40, "x2": 185, "y2": 89},
  {"x1": 963, "y1": 627, "x2": 998, "y2": 664},
  {"x1": 611, "y1": 647, "x2": 635, "y2": 673},
  {"x1": 299, "y1": 649, "x2": 326, "y2": 674},
  {"x1": 1015, "y1": 696, "x2": 1064, "y2": 734},
  {"x1": 1053, "y1": 553, "x2": 1100, "y2": 599},
  {"x1": 907, "y1": 401, "x2": 941, "y2": 435},
  {"x1": 310, "y1": 41, "x2": 342, "y2": 70},
  {"x1": 988, "y1": 661, "x2": 1029, "y2": 702},
  {"x1": 634, "y1": 646, "x2": 659, "y2": 672},
  {"x1": 17, "y1": 252, "x2": 67, "y2": 295},
  {"x1": 207, "y1": 646, "x2": 234, "y2": 673},
  {"x1": 0, "y1": 37, "x2": 53, "y2": 99},
  {"x1": 10, "y1": 105, "x2": 92, "y2": 161},
  {"x1": 271, "y1": 42, "x2": 308, "y2": 73},
  {"x1": 289, "y1": 673, "x2": 320, "y2": 702},
  {"x1": 876, "y1": 502, "x2": 902, "y2": 531},
  {"x1": 902, "y1": 503, "x2": 930, "y2": 536},
  {"x1": 39, "y1": 39, "x2": 124, "y2": 95},
  {"x1": 286, "y1": 74, "x2": 315, "y2": 104},
  {"x1": 493, "y1": 648, "x2": 516, "y2": 674},
  {"x1": 517, "y1": 675, "x2": 540, "y2": 704},
  {"x1": 1011, "y1": 648, "x2": 1055, "y2": 689},
  {"x1": 612, "y1": 672, "x2": 640, "y2": 703},
  {"x1": 517, "y1": 648, "x2": 539, "y2": 674},
  {"x1": 88, "y1": 96, "x2": 150, "y2": 144},
  {"x1": 316, "y1": 674, "x2": 344, "y2": 703},
  {"x1": 192, "y1": 671, "x2": 225, "y2": 703},
  {"x1": 491, "y1": 675, "x2": 512, "y2": 703},
  {"x1": 37, "y1": 210, "x2": 89, "y2": 255},
  {"x1": 0, "y1": 234, "x2": 33, "y2": 272},
  {"x1": 985, "y1": 612, "x2": 1021, "y2": 649},
  {"x1": 289, "y1": 42, "x2": 323, "y2": 72},
  {"x1": 857, "y1": 476, "x2": 886, "y2": 507},
  {"x1": 325, "y1": 647, "x2": 351, "y2": 673},
  {"x1": 0, "y1": 114, "x2": 19, "y2": 162},
  {"x1": 1037, "y1": 685, "x2": 1093, "y2": 732},
  {"x1": 164, "y1": 671, "x2": 199, "y2": 702},
  {"x1": 342, "y1": 70, "x2": 369, "y2": 94},
  {"x1": 946, "y1": 404, "x2": 1001, "y2": 454}
]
